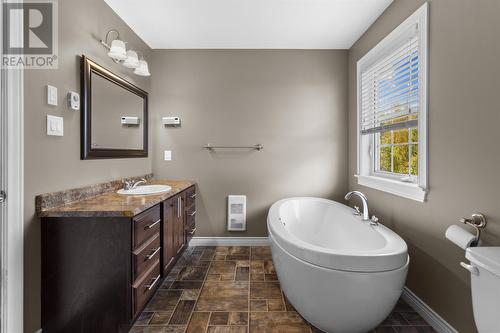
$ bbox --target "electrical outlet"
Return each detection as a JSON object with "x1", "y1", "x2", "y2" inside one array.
[{"x1": 164, "y1": 150, "x2": 172, "y2": 161}]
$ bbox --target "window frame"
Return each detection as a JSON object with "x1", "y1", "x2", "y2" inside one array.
[{"x1": 356, "y1": 3, "x2": 428, "y2": 202}]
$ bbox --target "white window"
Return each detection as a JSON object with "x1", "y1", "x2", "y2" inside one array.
[{"x1": 356, "y1": 3, "x2": 428, "y2": 202}]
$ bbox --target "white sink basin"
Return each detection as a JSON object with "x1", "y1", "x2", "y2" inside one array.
[{"x1": 117, "y1": 185, "x2": 172, "y2": 196}]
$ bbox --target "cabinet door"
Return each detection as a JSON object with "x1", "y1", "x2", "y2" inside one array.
[
  {"x1": 162, "y1": 198, "x2": 175, "y2": 274},
  {"x1": 173, "y1": 194, "x2": 185, "y2": 254}
]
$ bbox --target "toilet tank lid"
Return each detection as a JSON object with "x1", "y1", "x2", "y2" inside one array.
[{"x1": 466, "y1": 247, "x2": 500, "y2": 276}]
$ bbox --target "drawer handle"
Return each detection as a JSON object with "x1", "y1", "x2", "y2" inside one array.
[
  {"x1": 146, "y1": 219, "x2": 161, "y2": 229},
  {"x1": 189, "y1": 210, "x2": 196, "y2": 217},
  {"x1": 177, "y1": 197, "x2": 182, "y2": 218},
  {"x1": 145, "y1": 274, "x2": 161, "y2": 290},
  {"x1": 189, "y1": 227, "x2": 197, "y2": 235},
  {"x1": 167, "y1": 257, "x2": 174, "y2": 266},
  {"x1": 190, "y1": 193, "x2": 197, "y2": 199},
  {"x1": 146, "y1": 247, "x2": 161, "y2": 260}
]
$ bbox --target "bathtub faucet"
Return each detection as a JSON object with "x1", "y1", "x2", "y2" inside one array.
[{"x1": 345, "y1": 191, "x2": 369, "y2": 221}]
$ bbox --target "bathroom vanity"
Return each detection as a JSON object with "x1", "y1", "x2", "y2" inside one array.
[{"x1": 38, "y1": 178, "x2": 196, "y2": 333}]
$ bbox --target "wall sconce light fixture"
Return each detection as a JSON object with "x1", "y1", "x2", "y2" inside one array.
[
  {"x1": 134, "y1": 58, "x2": 151, "y2": 76},
  {"x1": 123, "y1": 50, "x2": 139, "y2": 68},
  {"x1": 100, "y1": 29, "x2": 151, "y2": 76}
]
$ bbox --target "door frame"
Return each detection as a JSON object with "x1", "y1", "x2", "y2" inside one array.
[{"x1": 0, "y1": 0, "x2": 25, "y2": 332}]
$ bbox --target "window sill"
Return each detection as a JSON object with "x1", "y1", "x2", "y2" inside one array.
[{"x1": 355, "y1": 174, "x2": 427, "y2": 202}]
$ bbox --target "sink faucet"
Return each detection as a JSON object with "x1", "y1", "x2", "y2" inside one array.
[
  {"x1": 345, "y1": 191, "x2": 369, "y2": 221},
  {"x1": 132, "y1": 178, "x2": 147, "y2": 189},
  {"x1": 123, "y1": 178, "x2": 147, "y2": 190}
]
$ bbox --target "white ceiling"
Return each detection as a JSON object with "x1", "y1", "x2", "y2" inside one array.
[{"x1": 104, "y1": 0, "x2": 393, "y2": 49}]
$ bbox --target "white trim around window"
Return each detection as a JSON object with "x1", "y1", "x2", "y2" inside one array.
[{"x1": 356, "y1": 2, "x2": 428, "y2": 202}]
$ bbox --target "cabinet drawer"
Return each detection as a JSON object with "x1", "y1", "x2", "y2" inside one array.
[
  {"x1": 132, "y1": 234, "x2": 161, "y2": 282},
  {"x1": 186, "y1": 207, "x2": 196, "y2": 231},
  {"x1": 185, "y1": 186, "x2": 196, "y2": 208},
  {"x1": 132, "y1": 260, "x2": 161, "y2": 318},
  {"x1": 133, "y1": 205, "x2": 161, "y2": 249},
  {"x1": 186, "y1": 221, "x2": 196, "y2": 239}
]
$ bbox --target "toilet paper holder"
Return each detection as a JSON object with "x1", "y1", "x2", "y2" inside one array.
[{"x1": 459, "y1": 213, "x2": 487, "y2": 242}]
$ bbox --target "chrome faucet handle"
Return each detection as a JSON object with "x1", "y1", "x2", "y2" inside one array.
[
  {"x1": 370, "y1": 215, "x2": 379, "y2": 226},
  {"x1": 122, "y1": 180, "x2": 133, "y2": 190},
  {"x1": 353, "y1": 206, "x2": 361, "y2": 216}
]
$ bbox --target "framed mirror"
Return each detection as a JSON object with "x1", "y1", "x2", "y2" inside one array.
[{"x1": 81, "y1": 55, "x2": 148, "y2": 159}]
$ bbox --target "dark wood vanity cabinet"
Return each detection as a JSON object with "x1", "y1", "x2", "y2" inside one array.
[
  {"x1": 161, "y1": 185, "x2": 196, "y2": 275},
  {"x1": 42, "y1": 216, "x2": 136, "y2": 333},
  {"x1": 42, "y1": 185, "x2": 196, "y2": 333}
]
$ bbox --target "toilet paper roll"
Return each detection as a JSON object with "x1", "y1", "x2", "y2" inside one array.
[{"x1": 445, "y1": 225, "x2": 478, "y2": 250}]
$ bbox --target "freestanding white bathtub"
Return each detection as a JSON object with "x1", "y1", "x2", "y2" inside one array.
[{"x1": 267, "y1": 197, "x2": 409, "y2": 333}]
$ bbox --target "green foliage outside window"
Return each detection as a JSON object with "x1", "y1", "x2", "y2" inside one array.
[{"x1": 377, "y1": 124, "x2": 418, "y2": 176}]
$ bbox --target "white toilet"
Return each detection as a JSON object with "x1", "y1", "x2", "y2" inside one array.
[{"x1": 463, "y1": 247, "x2": 500, "y2": 332}]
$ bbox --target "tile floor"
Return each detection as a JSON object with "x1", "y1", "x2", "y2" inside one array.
[{"x1": 131, "y1": 246, "x2": 435, "y2": 333}]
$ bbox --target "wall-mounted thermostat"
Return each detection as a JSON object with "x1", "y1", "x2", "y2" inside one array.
[
  {"x1": 162, "y1": 116, "x2": 181, "y2": 126},
  {"x1": 67, "y1": 91, "x2": 80, "y2": 111},
  {"x1": 121, "y1": 116, "x2": 140, "y2": 125}
]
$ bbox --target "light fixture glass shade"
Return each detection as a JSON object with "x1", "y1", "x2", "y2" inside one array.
[
  {"x1": 134, "y1": 60, "x2": 151, "y2": 76},
  {"x1": 107, "y1": 39, "x2": 127, "y2": 61},
  {"x1": 123, "y1": 50, "x2": 140, "y2": 68}
]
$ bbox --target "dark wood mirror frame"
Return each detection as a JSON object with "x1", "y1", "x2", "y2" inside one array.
[{"x1": 81, "y1": 55, "x2": 148, "y2": 159}]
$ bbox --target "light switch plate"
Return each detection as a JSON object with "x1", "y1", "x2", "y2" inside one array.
[
  {"x1": 164, "y1": 150, "x2": 172, "y2": 161},
  {"x1": 47, "y1": 115, "x2": 63, "y2": 136},
  {"x1": 47, "y1": 85, "x2": 58, "y2": 106}
]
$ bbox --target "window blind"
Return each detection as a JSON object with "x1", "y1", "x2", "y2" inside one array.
[{"x1": 360, "y1": 32, "x2": 420, "y2": 135}]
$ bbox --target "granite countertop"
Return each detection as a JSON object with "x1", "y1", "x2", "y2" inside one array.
[{"x1": 37, "y1": 179, "x2": 196, "y2": 218}]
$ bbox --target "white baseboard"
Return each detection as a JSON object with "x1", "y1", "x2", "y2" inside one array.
[
  {"x1": 189, "y1": 237, "x2": 269, "y2": 246},
  {"x1": 402, "y1": 287, "x2": 459, "y2": 333}
]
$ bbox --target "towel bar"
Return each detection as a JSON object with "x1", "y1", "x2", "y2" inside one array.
[{"x1": 203, "y1": 143, "x2": 263, "y2": 151}]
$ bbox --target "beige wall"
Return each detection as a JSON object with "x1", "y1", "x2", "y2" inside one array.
[
  {"x1": 348, "y1": 0, "x2": 500, "y2": 331},
  {"x1": 23, "y1": 0, "x2": 152, "y2": 331},
  {"x1": 151, "y1": 50, "x2": 348, "y2": 237}
]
